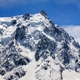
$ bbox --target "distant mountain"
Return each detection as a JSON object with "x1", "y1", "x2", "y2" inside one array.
[{"x1": 0, "y1": 10, "x2": 80, "y2": 80}]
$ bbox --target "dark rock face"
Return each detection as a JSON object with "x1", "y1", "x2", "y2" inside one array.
[
  {"x1": 72, "y1": 41, "x2": 80, "y2": 48},
  {"x1": 15, "y1": 26, "x2": 26, "y2": 40},
  {"x1": 0, "y1": 69, "x2": 5, "y2": 76},
  {"x1": 22, "y1": 13, "x2": 30, "y2": 20},
  {"x1": 35, "y1": 35, "x2": 56, "y2": 61},
  {"x1": 0, "y1": 28, "x2": 4, "y2": 35},
  {"x1": 62, "y1": 41, "x2": 69, "y2": 50},
  {"x1": 4, "y1": 68, "x2": 26, "y2": 80},
  {"x1": 14, "y1": 57, "x2": 30, "y2": 66},
  {"x1": 50, "y1": 52, "x2": 55, "y2": 59},
  {"x1": 0, "y1": 40, "x2": 30, "y2": 76},
  {"x1": 44, "y1": 26, "x2": 71, "y2": 42},
  {"x1": 40, "y1": 10, "x2": 47, "y2": 16},
  {"x1": 2, "y1": 59, "x2": 14, "y2": 71},
  {"x1": 58, "y1": 50, "x2": 70, "y2": 65},
  {"x1": 11, "y1": 20, "x2": 17, "y2": 25},
  {"x1": 40, "y1": 10, "x2": 48, "y2": 19},
  {"x1": 44, "y1": 26, "x2": 58, "y2": 37}
]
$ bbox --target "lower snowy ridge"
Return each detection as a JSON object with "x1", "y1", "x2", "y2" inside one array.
[{"x1": 18, "y1": 58, "x2": 80, "y2": 80}]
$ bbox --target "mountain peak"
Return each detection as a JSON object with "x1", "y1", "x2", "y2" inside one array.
[
  {"x1": 22, "y1": 13, "x2": 30, "y2": 20},
  {"x1": 0, "y1": 11, "x2": 80, "y2": 80},
  {"x1": 40, "y1": 10, "x2": 47, "y2": 15},
  {"x1": 40, "y1": 10, "x2": 48, "y2": 19}
]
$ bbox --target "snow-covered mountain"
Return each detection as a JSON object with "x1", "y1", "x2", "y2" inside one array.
[{"x1": 0, "y1": 10, "x2": 80, "y2": 80}]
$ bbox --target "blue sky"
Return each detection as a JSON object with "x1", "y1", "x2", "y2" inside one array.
[{"x1": 0, "y1": 0, "x2": 80, "y2": 26}]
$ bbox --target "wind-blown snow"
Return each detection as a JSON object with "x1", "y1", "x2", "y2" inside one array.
[{"x1": 63, "y1": 70, "x2": 80, "y2": 80}]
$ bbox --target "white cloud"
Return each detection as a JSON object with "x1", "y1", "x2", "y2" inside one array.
[
  {"x1": 0, "y1": 0, "x2": 49, "y2": 8},
  {"x1": 0, "y1": 0, "x2": 80, "y2": 8},
  {"x1": 52, "y1": 0, "x2": 80, "y2": 8},
  {"x1": 0, "y1": 0, "x2": 27, "y2": 7},
  {"x1": 52, "y1": 0, "x2": 78, "y2": 4},
  {"x1": 61, "y1": 25, "x2": 80, "y2": 44}
]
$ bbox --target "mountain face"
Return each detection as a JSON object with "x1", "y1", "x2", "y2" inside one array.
[{"x1": 0, "y1": 10, "x2": 80, "y2": 80}]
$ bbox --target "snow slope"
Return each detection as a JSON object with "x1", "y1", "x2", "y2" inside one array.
[{"x1": 63, "y1": 70, "x2": 80, "y2": 80}]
